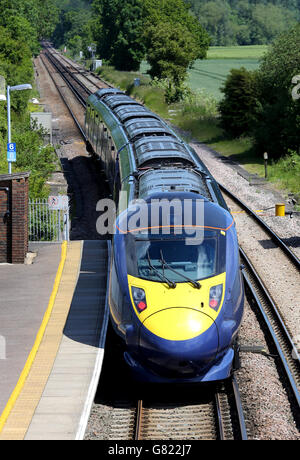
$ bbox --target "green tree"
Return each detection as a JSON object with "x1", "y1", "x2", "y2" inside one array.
[
  {"x1": 146, "y1": 22, "x2": 201, "y2": 102},
  {"x1": 36, "y1": 0, "x2": 59, "y2": 39},
  {"x1": 251, "y1": 4, "x2": 296, "y2": 44},
  {"x1": 143, "y1": 0, "x2": 210, "y2": 58},
  {"x1": 110, "y1": 0, "x2": 146, "y2": 71},
  {"x1": 253, "y1": 24, "x2": 300, "y2": 158},
  {"x1": 187, "y1": 0, "x2": 299, "y2": 45},
  {"x1": 219, "y1": 67, "x2": 260, "y2": 137},
  {"x1": 92, "y1": 0, "x2": 145, "y2": 71},
  {"x1": 143, "y1": 0, "x2": 209, "y2": 102},
  {"x1": 0, "y1": 26, "x2": 33, "y2": 113}
]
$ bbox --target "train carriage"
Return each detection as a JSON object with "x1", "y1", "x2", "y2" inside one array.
[{"x1": 85, "y1": 88, "x2": 244, "y2": 382}]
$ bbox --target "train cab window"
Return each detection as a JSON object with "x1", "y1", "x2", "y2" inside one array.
[{"x1": 125, "y1": 230, "x2": 226, "y2": 283}]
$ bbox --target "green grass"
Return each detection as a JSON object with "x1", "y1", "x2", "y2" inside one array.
[
  {"x1": 142, "y1": 45, "x2": 267, "y2": 100},
  {"x1": 99, "y1": 51, "x2": 299, "y2": 198},
  {"x1": 188, "y1": 59, "x2": 260, "y2": 100},
  {"x1": 207, "y1": 45, "x2": 268, "y2": 59},
  {"x1": 174, "y1": 113, "x2": 300, "y2": 196},
  {"x1": 173, "y1": 111, "x2": 261, "y2": 172},
  {"x1": 97, "y1": 65, "x2": 170, "y2": 118}
]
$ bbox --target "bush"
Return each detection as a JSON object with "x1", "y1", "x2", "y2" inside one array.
[
  {"x1": 182, "y1": 89, "x2": 218, "y2": 119},
  {"x1": 219, "y1": 67, "x2": 260, "y2": 137},
  {"x1": 268, "y1": 150, "x2": 300, "y2": 194},
  {"x1": 252, "y1": 24, "x2": 300, "y2": 158}
]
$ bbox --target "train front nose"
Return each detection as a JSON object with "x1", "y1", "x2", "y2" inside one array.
[{"x1": 137, "y1": 308, "x2": 219, "y2": 377}]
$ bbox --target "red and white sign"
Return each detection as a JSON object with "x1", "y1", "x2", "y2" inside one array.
[{"x1": 48, "y1": 196, "x2": 69, "y2": 210}]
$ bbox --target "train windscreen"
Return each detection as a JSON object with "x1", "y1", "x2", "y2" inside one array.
[{"x1": 125, "y1": 230, "x2": 226, "y2": 283}]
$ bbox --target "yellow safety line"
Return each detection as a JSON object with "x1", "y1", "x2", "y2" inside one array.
[{"x1": 0, "y1": 241, "x2": 68, "y2": 434}]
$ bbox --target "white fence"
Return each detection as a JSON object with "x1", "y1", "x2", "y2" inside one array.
[{"x1": 29, "y1": 196, "x2": 70, "y2": 242}]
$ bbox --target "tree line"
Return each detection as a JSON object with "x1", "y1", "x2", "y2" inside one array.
[
  {"x1": 0, "y1": 0, "x2": 57, "y2": 196},
  {"x1": 219, "y1": 24, "x2": 300, "y2": 159},
  {"x1": 51, "y1": 0, "x2": 210, "y2": 102},
  {"x1": 187, "y1": 0, "x2": 299, "y2": 45},
  {"x1": 0, "y1": 0, "x2": 299, "y2": 167}
]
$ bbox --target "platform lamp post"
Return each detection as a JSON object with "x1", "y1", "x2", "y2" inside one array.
[{"x1": 6, "y1": 83, "x2": 32, "y2": 174}]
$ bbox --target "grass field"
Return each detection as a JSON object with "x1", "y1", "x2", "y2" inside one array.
[
  {"x1": 140, "y1": 46, "x2": 268, "y2": 100},
  {"x1": 188, "y1": 45, "x2": 268, "y2": 100},
  {"x1": 101, "y1": 45, "x2": 299, "y2": 197},
  {"x1": 188, "y1": 58, "x2": 260, "y2": 100},
  {"x1": 207, "y1": 45, "x2": 268, "y2": 59}
]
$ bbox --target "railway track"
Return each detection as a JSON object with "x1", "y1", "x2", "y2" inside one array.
[
  {"x1": 41, "y1": 45, "x2": 299, "y2": 438},
  {"x1": 106, "y1": 378, "x2": 247, "y2": 440},
  {"x1": 219, "y1": 185, "x2": 300, "y2": 424},
  {"x1": 43, "y1": 49, "x2": 92, "y2": 106},
  {"x1": 41, "y1": 45, "x2": 110, "y2": 142},
  {"x1": 241, "y1": 249, "x2": 300, "y2": 415},
  {"x1": 135, "y1": 378, "x2": 247, "y2": 440},
  {"x1": 47, "y1": 48, "x2": 113, "y2": 93},
  {"x1": 42, "y1": 44, "x2": 111, "y2": 108},
  {"x1": 219, "y1": 183, "x2": 300, "y2": 270},
  {"x1": 40, "y1": 52, "x2": 88, "y2": 141}
]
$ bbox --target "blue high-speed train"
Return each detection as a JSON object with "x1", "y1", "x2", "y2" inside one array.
[{"x1": 85, "y1": 88, "x2": 244, "y2": 383}]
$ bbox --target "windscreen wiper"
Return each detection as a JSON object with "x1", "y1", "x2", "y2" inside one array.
[
  {"x1": 160, "y1": 250, "x2": 201, "y2": 289},
  {"x1": 147, "y1": 250, "x2": 176, "y2": 289}
]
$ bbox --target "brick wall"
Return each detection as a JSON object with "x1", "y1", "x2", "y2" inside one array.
[
  {"x1": 0, "y1": 183, "x2": 9, "y2": 263},
  {"x1": 0, "y1": 173, "x2": 30, "y2": 264}
]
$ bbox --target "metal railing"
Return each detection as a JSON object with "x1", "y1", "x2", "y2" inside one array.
[{"x1": 29, "y1": 197, "x2": 70, "y2": 242}]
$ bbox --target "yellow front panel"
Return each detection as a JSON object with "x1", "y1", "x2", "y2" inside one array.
[
  {"x1": 143, "y1": 308, "x2": 215, "y2": 341},
  {"x1": 128, "y1": 272, "x2": 226, "y2": 340}
]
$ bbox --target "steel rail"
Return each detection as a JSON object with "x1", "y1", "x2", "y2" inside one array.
[
  {"x1": 219, "y1": 182, "x2": 300, "y2": 270},
  {"x1": 46, "y1": 49, "x2": 93, "y2": 98},
  {"x1": 241, "y1": 248, "x2": 300, "y2": 410},
  {"x1": 134, "y1": 400, "x2": 143, "y2": 440},
  {"x1": 231, "y1": 375, "x2": 248, "y2": 440},
  {"x1": 214, "y1": 391, "x2": 226, "y2": 440},
  {"x1": 43, "y1": 50, "x2": 89, "y2": 107},
  {"x1": 49, "y1": 48, "x2": 112, "y2": 91},
  {"x1": 134, "y1": 382, "x2": 247, "y2": 441},
  {"x1": 40, "y1": 54, "x2": 87, "y2": 142}
]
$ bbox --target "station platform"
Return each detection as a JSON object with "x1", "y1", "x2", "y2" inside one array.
[{"x1": 0, "y1": 240, "x2": 110, "y2": 440}]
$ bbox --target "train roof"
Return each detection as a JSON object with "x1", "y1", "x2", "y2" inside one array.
[
  {"x1": 133, "y1": 136, "x2": 193, "y2": 167},
  {"x1": 103, "y1": 95, "x2": 140, "y2": 109},
  {"x1": 114, "y1": 105, "x2": 159, "y2": 123},
  {"x1": 87, "y1": 89, "x2": 229, "y2": 211},
  {"x1": 95, "y1": 88, "x2": 124, "y2": 99},
  {"x1": 116, "y1": 192, "x2": 233, "y2": 236},
  {"x1": 124, "y1": 118, "x2": 172, "y2": 140},
  {"x1": 138, "y1": 168, "x2": 210, "y2": 199}
]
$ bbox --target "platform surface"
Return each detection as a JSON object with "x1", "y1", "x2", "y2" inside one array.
[
  {"x1": 0, "y1": 240, "x2": 109, "y2": 440},
  {"x1": 0, "y1": 244, "x2": 61, "y2": 415}
]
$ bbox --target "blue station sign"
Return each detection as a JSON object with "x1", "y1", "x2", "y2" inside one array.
[{"x1": 7, "y1": 143, "x2": 16, "y2": 162}]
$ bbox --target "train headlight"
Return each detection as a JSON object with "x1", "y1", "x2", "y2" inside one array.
[
  {"x1": 209, "y1": 284, "x2": 223, "y2": 311},
  {"x1": 132, "y1": 287, "x2": 147, "y2": 313}
]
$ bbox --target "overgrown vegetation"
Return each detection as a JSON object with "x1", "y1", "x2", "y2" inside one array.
[
  {"x1": 1, "y1": 0, "x2": 298, "y2": 198},
  {"x1": 90, "y1": 0, "x2": 210, "y2": 102},
  {"x1": 187, "y1": 0, "x2": 299, "y2": 46},
  {"x1": 219, "y1": 25, "x2": 300, "y2": 159},
  {"x1": 98, "y1": 36, "x2": 300, "y2": 198},
  {"x1": 0, "y1": 0, "x2": 58, "y2": 198}
]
